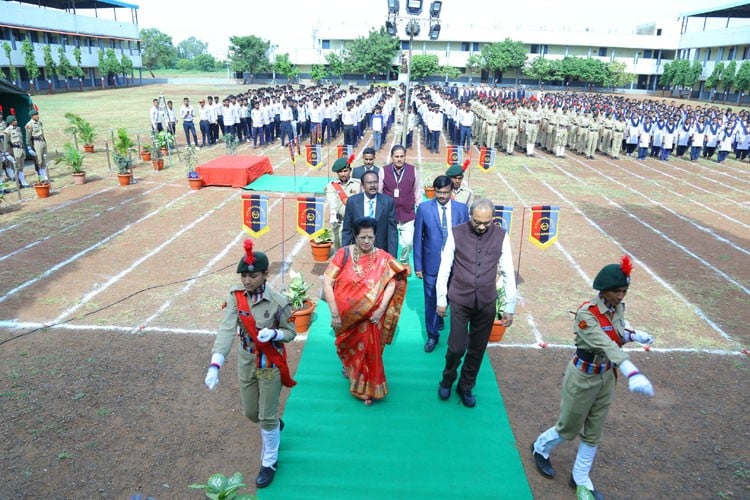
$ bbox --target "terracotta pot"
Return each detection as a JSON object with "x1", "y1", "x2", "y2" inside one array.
[
  {"x1": 34, "y1": 182, "x2": 51, "y2": 198},
  {"x1": 117, "y1": 173, "x2": 132, "y2": 186},
  {"x1": 310, "y1": 241, "x2": 332, "y2": 262},
  {"x1": 140, "y1": 151, "x2": 151, "y2": 161},
  {"x1": 290, "y1": 300, "x2": 315, "y2": 334},
  {"x1": 489, "y1": 320, "x2": 506, "y2": 343},
  {"x1": 160, "y1": 147, "x2": 168, "y2": 157},
  {"x1": 83, "y1": 144, "x2": 94, "y2": 153},
  {"x1": 152, "y1": 159, "x2": 164, "y2": 171},
  {"x1": 424, "y1": 186, "x2": 435, "y2": 199},
  {"x1": 188, "y1": 177, "x2": 203, "y2": 190},
  {"x1": 72, "y1": 172, "x2": 86, "y2": 185}
]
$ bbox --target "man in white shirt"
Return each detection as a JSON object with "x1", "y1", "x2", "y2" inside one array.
[{"x1": 180, "y1": 97, "x2": 198, "y2": 147}]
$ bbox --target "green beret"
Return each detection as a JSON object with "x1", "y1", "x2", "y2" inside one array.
[
  {"x1": 593, "y1": 262, "x2": 631, "y2": 291},
  {"x1": 6, "y1": 115, "x2": 16, "y2": 124},
  {"x1": 29, "y1": 110, "x2": 39, "y2": 117},
  {"x1": 237, "y1": 252, "x2": 269, "y2": 274},
  {"x1": 445, "y1": 165, "x2": 463, "y2": 177},
  {"x1": 332, "y1": 157, "x2": 350, "y2": 172}
]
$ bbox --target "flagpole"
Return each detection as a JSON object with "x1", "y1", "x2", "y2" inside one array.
[
  {"x1": 515, "y1": 205, "x2": 527, "y2": 285},
  {"x1": 281, "y1": 195, "x2": 286, "y2": 287}
]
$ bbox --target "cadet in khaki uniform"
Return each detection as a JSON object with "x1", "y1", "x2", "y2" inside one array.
[
  {"x1": 568, "y1": 111, "x2": 580, "y2": 150},
  {"x1": 517, "y1": 104, "x2": 528, "y2": 149},
  {"x1": 599, "y1": 113, "x2": 614, "y2": 156},
  {"x1": 531, "y1": 256, "x2": 654, "y2": 500},
  {"x1": 611, "y1": 114, "x2": 626, "y2": 159},
  {"x1": 3, "y1": 116, "x2": 29, "y2": 187},
  {"x1": 554, "y1": 108, "x2": 571, "y2": 157},
  {"x1": 524, "y1": 103, "x2": 541, "y2": 156},
  {"x1": 25, "y1": 110, "x2": 48, "y2": 182},
  {"x1": 204, "y1": 241, "x2": 296, "y2": 489},
  {"x1": 585, "y1": 113, "x2": 602, "y2": 159},
  {"x1": 325, "y1": 156, "x2": 362, "y2": 249},
  {"x1": 504, "y1": 107, "x2": 519, "y2": 155},
  {"x1": 537, "y1": 103, "x2": 548, "y2": 151},
  {"x1": 446, "y1": 164, "x2": 474, "y2": 207},
  {"x1": 576, "y1": 111, "x2": 590, "y2": 154},
  {"x1": 484, "y1": 104, "x2": 500, "y2": 148},
  {"x1": 545, "y1": 108, "x2": 559, "y2": 153}
]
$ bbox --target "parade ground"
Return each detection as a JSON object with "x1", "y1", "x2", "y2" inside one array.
[{"x1": 1, "y1": 84, "x2": 748, "y2": 499}]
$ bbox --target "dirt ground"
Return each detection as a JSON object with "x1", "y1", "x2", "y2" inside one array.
[{"x1": 1, "y1": 87, "x2": 749, "y2": 499}]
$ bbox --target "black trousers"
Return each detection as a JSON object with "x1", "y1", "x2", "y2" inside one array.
[{"x1": 441, "y1": 300, "x2": 495, "y2": 392}]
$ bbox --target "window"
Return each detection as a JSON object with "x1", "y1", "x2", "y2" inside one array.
[
  {"x1": 29, "y1": 31, "x2": 39, "y2": 43},
  {"x1": 48, "y1": 33, "x2": 59, "y2": 45},
  {"x1": 321, "y1": 39, "x2": 330, "y2": 49},
  {"x1": 704, "y1": 48, "x2": 711, "y2": 61},
  {"x1": 643, "y1": 49, "x2": 653, "y2": 59},
  {"x1": 717, "y1": 47, "x2": 724, "y2": 60},
  {"x1": 743, "y1": 47, "x2": 749, "y2": 60},
  {"x1": 401, "y1": 40, "x2": 410, "y2": 50},
  {"x1": 656, "y1": 28, "x2": 662, "y2": 36},
  {"x1": 728, "y1": 46, "x2": 735, "y2": 60},
  {"x1": 598, "y1": 47, "x2": 607, "y2": 57},
  {"x1": 530, "y1": 44, "x2": 539, "y2": 54},
  {"x1": 472, "y1": 42, "x2": 479, "y2": 52},
  {"x1": 461, "y1": 42, "x2": 470, "y2": 51},
  {"x1": 541, "y1": 45, "x2": 548, "y2": 55}
]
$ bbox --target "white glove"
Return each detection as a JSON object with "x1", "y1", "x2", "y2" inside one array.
[
  {"x1": 628, "y1": 373, "x2": 654, "y2": 396},
  {"x1": 329, "y1": 215, "x2": 338, "y2": 225},
  {"x1": 205, "y1": 366, "x2": 219, "y2": 390},
  {"x1": 630, "y1": 330, "x2": 654, "y2": 346},
  {"x1": 257, "y1": 328, "x2": 282, "y2": 343}
]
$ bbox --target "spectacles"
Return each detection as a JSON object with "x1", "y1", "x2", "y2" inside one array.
[{"x1": 470, "y1": 218, "x2": 493, "y2": 228}]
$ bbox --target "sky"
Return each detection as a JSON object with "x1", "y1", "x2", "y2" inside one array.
[{"x1": 129, "y1": 0, "x2": 722, "y2": 59}]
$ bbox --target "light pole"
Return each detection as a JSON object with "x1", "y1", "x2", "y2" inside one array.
[{"x1": 385, "y1": 0, "x2": 442, "y2": 147}]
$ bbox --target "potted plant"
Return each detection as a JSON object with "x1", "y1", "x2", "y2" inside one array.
[
  {"x1": 223, "y1": 132, "x2": 238, "y2": 155},
  {"x1": 489, "y1": 285, "x2": 507, "y2": 342},
  {"x1": 64, "y1": 112, "x2": 96, "y2": 152},
  {"x1": 154, "y1": 130, "x2": 174, "y2": 156},
  {"x1": 423, "y1": 178, "x2": 435, "y2": 199},
  {"x1": 284, "y1": 269, "x2": 315, "y2": 334},
  {"x1": 113, "y1": 152, "x2": 133, "y2": 186},
  {"x1": 184, "y1": 145, "x2": 203, "y2": 189},
  {"x1": 55, "y1": 142, "x2": 86, "y2": 184},
  {"x1": 310, "y1": 228, "x2": 334, "y2": 262},
  {"x1": 33, "y1": 179, "x2": 51, "y2": 198},
  {"x1": 140, "y1": 143, "x2": 152, "y2": 162},
  {"x1": 151, "y1": 149, "x2": 165, "y2": 171},
  {"x1": 188, "y1": 471, "x2": 256, "y2": 499}
]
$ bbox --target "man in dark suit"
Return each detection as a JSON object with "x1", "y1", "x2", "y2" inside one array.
[
  {"x1": 342, "y1": 170, "x2": 397, "y2": 257},
  {"x1": 351, "y1": 147, "x2": 378, "y2": 185},
  {"x1": 413, "y1": 175, "x2": 469, "y2": 353}
]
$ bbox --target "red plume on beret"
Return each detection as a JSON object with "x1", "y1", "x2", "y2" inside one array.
[
  {"x1": 10, "y1": 107, "x2": 15, "y2": 115},
  {"x1": 462, "y1": 159, "x2": 470, "y2": 171},
  {"x1": 620, "y1": 255, "x2": 633, "y2": 277},
  {"x1": 347, "y1": 154, "x2": 355, "y2": 165},
  {"x1": 243, "y1": 239, "x2": 256, "y2": 265}
]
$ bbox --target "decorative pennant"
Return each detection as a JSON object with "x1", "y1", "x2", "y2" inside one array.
[
  {"x1": 477, "y1": 147, "x2": 496, "y2": 172},
  {"x1": 296, "y1": 196, "x2": 326, "y2": 238},
  {"x1": 305, "y1": 144, "x2": 323, "y2": 169},
  {"x1": 446, "y1": 145, "x2": 463, "y2": 168},
  {"x1": 336, "y1": 144, "x2": 353, "y2": 159},
  {"x1": 528, "y1": 205, "x2": 560, "y2": 249},
  {"x1": 493, "y1": 205, "x2": 514, "y2": 234},
  {"x1": 241, "y1": 193, "x2": 269, "y2": 237}
]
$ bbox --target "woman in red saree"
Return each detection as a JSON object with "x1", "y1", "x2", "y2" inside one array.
[{"x1": 322, "y1": 216, "x2": 408, "y2": 405}]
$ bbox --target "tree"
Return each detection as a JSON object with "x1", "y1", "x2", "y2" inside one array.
[
  {"x1": 2, "y1": 41, "x2": 16, "y2": 82},
  {"x1": 228, "y1": 35, "x2": 270, "y2": 75},
  {"x1": 344, "y1": 27, "x2": 399, "y2": 78},
  {"x1": 481, "y1": 38, "x2": 527, "y2": 83},
  {"x1": 72, "y1": 46, "x2": 84, "y2": 78},
  {"x1": 121, "y1": 54, "x2": 134, "y2": 81},
  {"x1": 440, "y1": 65, "x2": 461, "y2": 81},
  {"x1": 310, "y1": 64, "x2": 327, "y2": 84},
  {"x1": 176, "y1": 36, "x2": 208, "y2": 59},
  {"x1": 524, "y1": 57, "x2": 555, "y2": 85},
  {"x1": 465, "y1": 53, "x2": 484, "y2": 82},
  {"x1": 603, "y1": 61, "x2": 632, "y2": 89},
  {"x1": 272, "y1": 53, "x2": 299, "y2": 82},
  {"x1": 705, "y1": 61, "x2": 724, "y2": 99},
  {"x1": 735, "y1": 60, "x2": 750, "y2": 103},
  {"x1": 325, "y1": 52, "x2": 345, "y2": 82},
  {"x1": 660, "y1": 61, "x2": 676, "y2": 92},
  {"x1": 42, "y1": 45, "x2": 56, "y2": 82},
  {"x1": 720, "y1": 60, "x2": 737, "y2": 94},
  {"x1": 21, "y1": 38, "x2": 41, "y2": 83},
  {"x1": 409, "y1": 54, "x2": 439, "y2": 81},
  {"x1": 688, "y1": 61, "x2": 704, "y2": 90},
  {"x1": 98, "y1": 48, "x2": 122, "y2": 84},
  {"x1": 57, "y1": 46, "x2": 75, "y2": 85},
  {"x1": 140, "y1": 28, "x2": 177, "y2": 77},
  {"x1": 193, "y1": 53, "x2": 218, "y2": 72}
]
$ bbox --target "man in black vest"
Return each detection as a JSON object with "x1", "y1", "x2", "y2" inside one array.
[{"x1": 435, "y1": 198, "x2": 517, "y2": 407}]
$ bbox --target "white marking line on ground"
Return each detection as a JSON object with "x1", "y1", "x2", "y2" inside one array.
[
  {"x1": 0, "y1": 190, "x2": 197, "y2": 305},
  {"x1": 0, "y1": 222, "x2": 20, "y2": 235},
  {"x1": 51, "y1": 190, "x2": 241, "y2": 324},
  {"x1": 605, "y1": 195, "x2": 750, "y2": 296},
  {"x1": 648, "y1": 155, "x2": 750, "y2": 193},
  {"x1": 270, "y1": 234, "x2": 309, "y2": 290},
  {"x1": 630, "y1": 156, "x2": 747, "y2": 206},
  {"x1": 562, "y1": 156, "x2": 750, "y2": 253},
  {"x1": 0, "y1": 185, "x2": 166, "y2": 262},
  {"x1": 525, "y1": 163, "x2": 739, "y2": 346},
  {"x1": 672, "y1": 155, "x2": 750, "y2": 186}
]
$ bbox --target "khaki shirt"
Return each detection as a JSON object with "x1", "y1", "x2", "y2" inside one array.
[
  {"x1": 325, "y1": 178, "x2": 362, "y2": 221},
  {"x1": 3, "y1": 125, "x2": 24, "y2": 149},
  {"x1": 574, "y1": 294, "x2": 630, "y2": 366},
  {"x1": 26, "y1": 119, "x2": 45, "y2": 141}
]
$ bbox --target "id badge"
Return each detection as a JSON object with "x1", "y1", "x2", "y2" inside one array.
[{"x1": 394, "y1": 188, "x2": 400, "y2": 198}]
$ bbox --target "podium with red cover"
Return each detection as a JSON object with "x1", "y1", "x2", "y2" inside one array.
[{"x1": 195, "y1": 155, "x2": 273, "y2": 188}]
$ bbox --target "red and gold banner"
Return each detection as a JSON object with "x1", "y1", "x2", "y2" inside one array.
[
  {"x1": 305, "y1": 144, "x2": 323, "y2": 169},
  {"x1": 336, "y1": 144, "x2": 353, "y2": 159},
  {"x1": 446, "y1": 145, "x2": 463, "y2": 168},
  {"x1": 477, "y1": 147, "x2": 496, "y2": 172},
  {"x1": 296, "y1": 196, "x2": 326, "y2": 238},
  {"x1": 241, "y1": 193, "x2": 269, "y2": 237},
  {"x1": 493, "y1": 205, "x2": 513, "y2": 234},
  {"x1": 528, "y1": 205, "x2": 560, "y2": 249}
]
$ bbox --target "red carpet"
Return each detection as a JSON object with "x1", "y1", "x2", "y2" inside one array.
[{"x1": 195, "y1": 155, "x2": 273, "y2": 187}]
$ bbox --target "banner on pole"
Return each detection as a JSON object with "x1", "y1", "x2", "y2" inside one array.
[
  {"x1": 305, "y1": 144, "x2": 323, "y2": 169},
  {"x1": 296, "y1": 196, "x2": 326, "y2": 238},
  {"x1": 336, "y1": 144, "x2": 353, "y2": 159},
  {"x1": 528, "y1": 205, "x2": 560, "y2": 249},
  {"x1": 493, "y1": 205, "x2": 514, "y2": 234},
  {"x1": 446, "y1": 145, "x2": 463, "y2": 168},
  {"x1": 478, "y1": 147, "x2": 496, "y2": 172},
  {"x1": 241, "y1": 193, "x2": 269, "y2": 237}
]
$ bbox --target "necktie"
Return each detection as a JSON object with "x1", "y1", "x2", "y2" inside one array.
[
  {"x1": 367, "y1": 198, "x2": 375, "y2": 218},
  {"x1": 440, "y1": 205, "x2": 448, "y2": 248}
]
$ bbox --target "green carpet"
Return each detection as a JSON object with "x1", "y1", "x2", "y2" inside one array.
[
  {"x1": 244, "y1": 175, "x2": 329, "y2": 194},
  {"x1": 263, "y1": 275, "x2": 532, "y2": 499}
]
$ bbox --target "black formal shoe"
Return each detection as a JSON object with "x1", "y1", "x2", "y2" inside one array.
[
  {"x1": 424, "y1": 337, "x2": 438, "y2": 353},
  {"x1": 438, "y1": 383, "x2": 451, "y2": 400},
  {"x1": 531, "y1": 444, "x2": 555, "y2": 478},
  {"x1": 256, "y1": 465, "x2": 276, "y2": 488},
  {"x1": 569, "y1": 474, "x2": 605, "y2": 500},
  {"x1": 279, "y1": 418, "x2": 284, "y2": 431},
  {"x1": 456, "y1": 387, "x2": 476, "y2": 408}
]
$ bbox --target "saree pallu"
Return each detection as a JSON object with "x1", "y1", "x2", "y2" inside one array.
[{"x1": 325, "y1": 246, "x2": 407, "y2": 401}]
